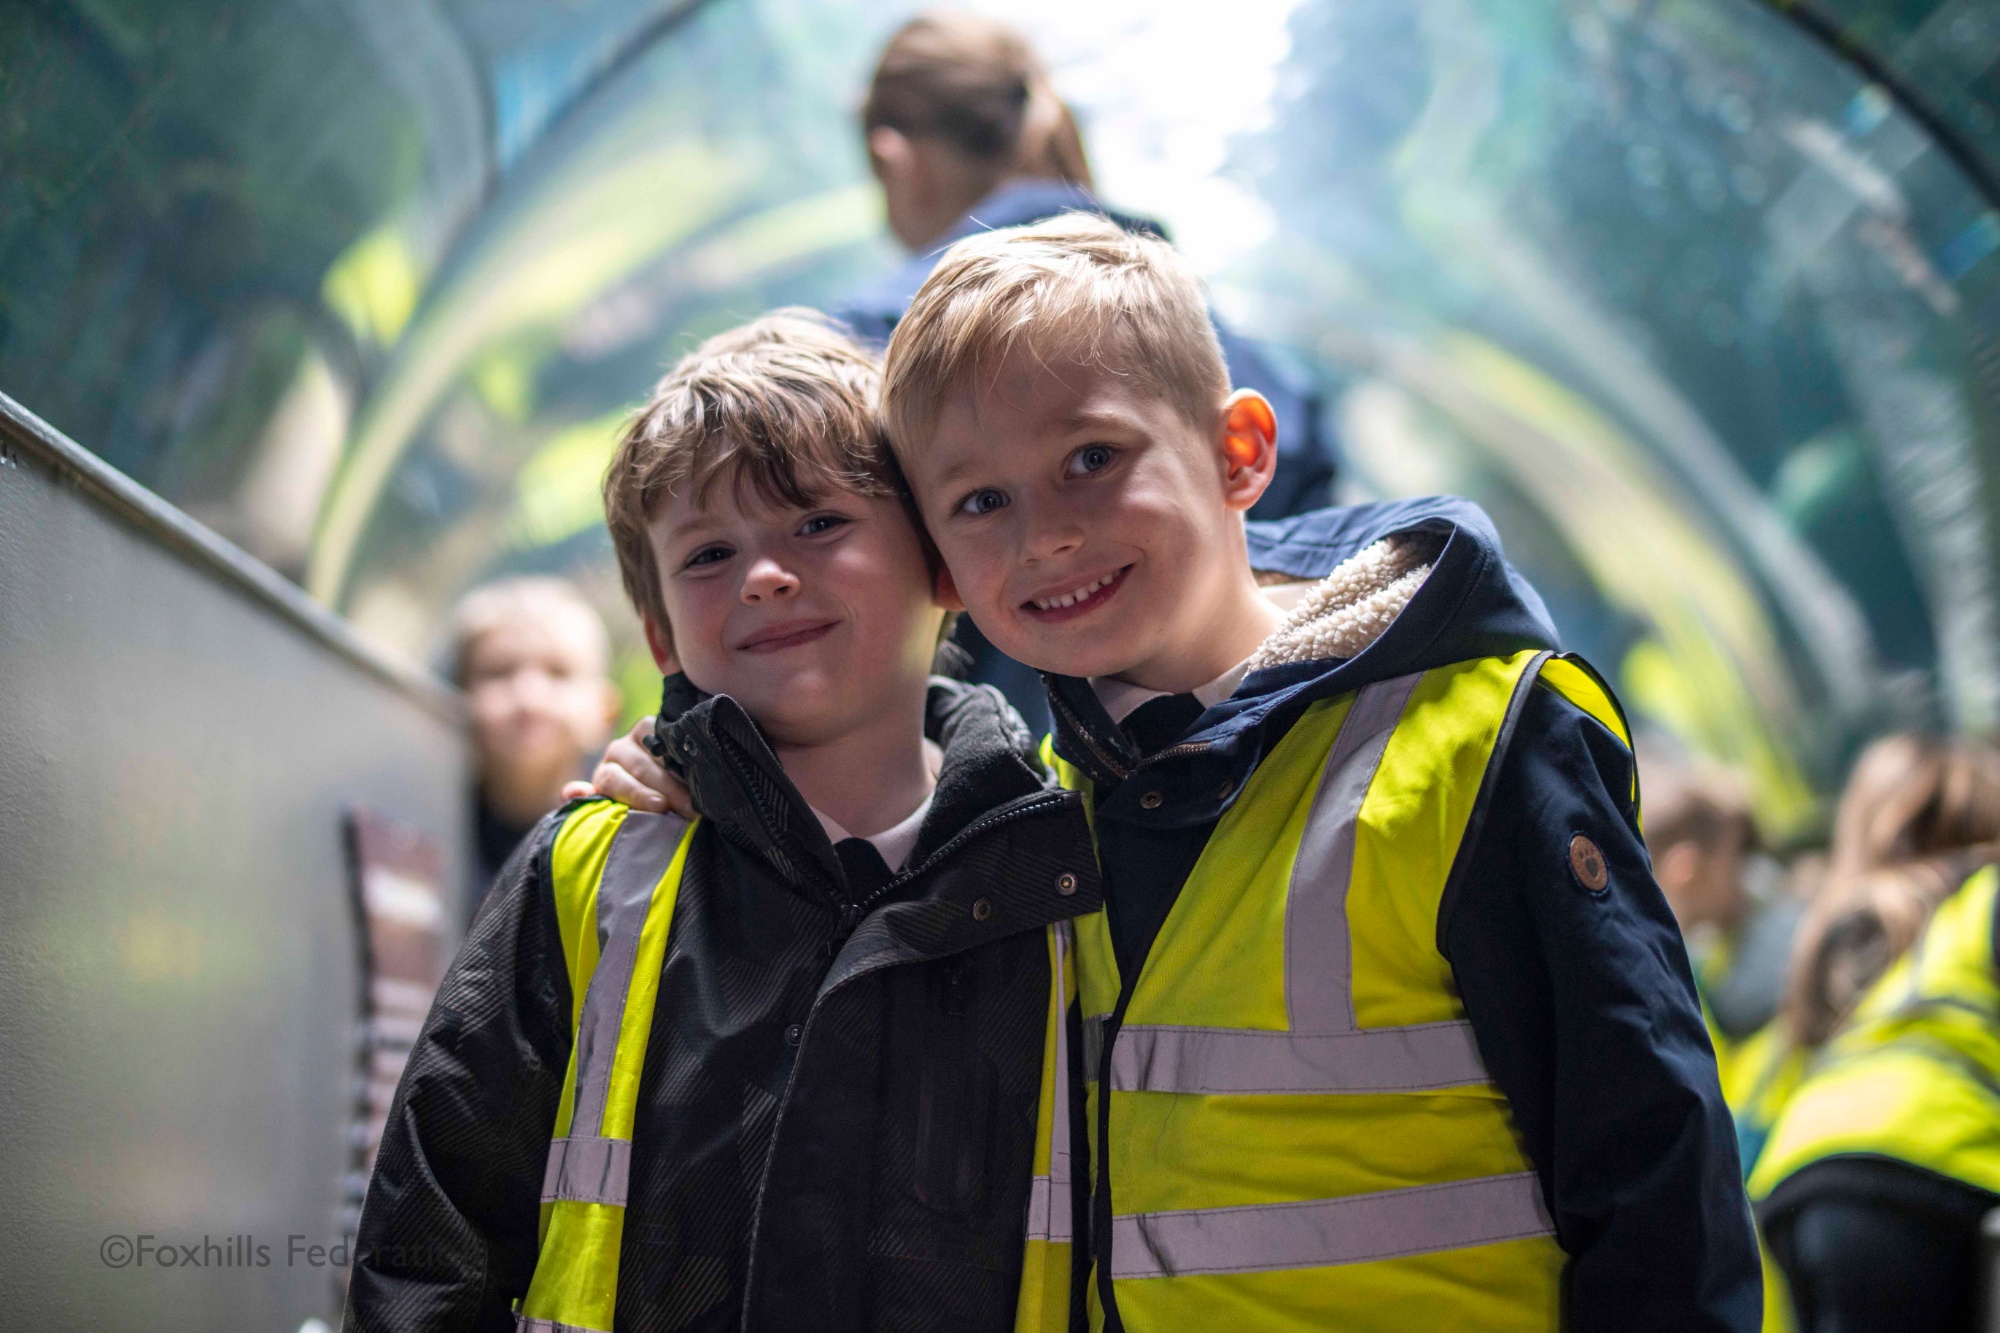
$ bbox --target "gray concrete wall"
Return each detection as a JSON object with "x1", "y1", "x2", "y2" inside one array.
[{"x1": 0, "y1": 393, "x2": 470, "y2": 1330}]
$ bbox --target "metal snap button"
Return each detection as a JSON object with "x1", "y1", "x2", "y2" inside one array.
[
  {"x1": 784, "y1": 1023, "x2": 803, "y2": 1047},
  {"x1": 972, "y1": 897, "x2": 994, "y2": 921},
  {"x1": 1569, "y1": 833, "x2": 1609, "y2": 892},
  {"x1": 1140, "y1": 791, "x2": 1165, "y2": 810},
  {"x1": 1056, "y1": 872, "x2": 1078, "y2": 896}
]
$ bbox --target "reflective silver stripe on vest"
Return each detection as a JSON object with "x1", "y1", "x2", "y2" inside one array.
[
  {"x1": 1026, "y1": 920, "x2": 1075, "y2": 1243},
  {"x1": 516, "y1": 1316, "x2": 610, "y2": 1333},
  {"x1": 1286, "y1": 671, "x2": 1424, "y2": 1034},
  {"x1": 568, "y1": 812, "x2": 687, "y2": 1136},
  {"x1": 1110, "y1": 1170, "x2": 1553, "y2": 1279},
  {"x1": 540, "y1": 811, "x2": 687, "y2": 1217},
  {"x1": 540, "y1": 1134, "x2": 632, "y2": 1206},
  {"x1": 1108, "y1": 1018, "x2": 1487, "y2": 1094}
]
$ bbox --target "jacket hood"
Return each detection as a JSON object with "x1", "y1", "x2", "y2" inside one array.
[
  {"x1": 1046, "y1": 496, "x2": 1560, "y2": 817},
  {"x1": 651, "y1": 674, "x2": 1052, "y2": 900}
]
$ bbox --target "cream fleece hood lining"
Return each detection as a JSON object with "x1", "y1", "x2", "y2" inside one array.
[{"x1": 1247, "y1": 533, "x2": 1440, "y2": 673}]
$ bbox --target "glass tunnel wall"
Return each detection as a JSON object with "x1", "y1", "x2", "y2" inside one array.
[{"x1": 5, "y1": 0, "x2": 2000, "y2": 841}]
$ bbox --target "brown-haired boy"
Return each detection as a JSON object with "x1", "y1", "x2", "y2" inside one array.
[
  {"x1": 346, "y1": 312, "x2": 1099, "y2": 1333},
  {"x1": 594, "y1": 219, "x2": 1761, "y2": 1329}
]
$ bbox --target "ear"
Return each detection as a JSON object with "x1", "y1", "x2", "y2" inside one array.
[
  {"x1": 640, "y1": 611, "x2": 680, "y2": 677},
  {"x1": 868, "y1": 126, "x2": 915, "y2": 186},
  {"x1": 1217, "y1": 390, "x2": 1279, "y2": 513},
  {"x1": 933, "y1": 562, "x2": 967, "y2": 612}
]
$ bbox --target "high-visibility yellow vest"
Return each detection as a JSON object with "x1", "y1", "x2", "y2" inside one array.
[
  {"x1": 1053, "y1": 650, "x2": 1625, "y2": 1331},
  {"x1": 1718, "y1": 1024, "x2": 1803, "y2": 1333},
  {"x1": 516, "y1": 800, "x2": 1076, "y2": 1333},
  {"x1": 1748, "y1": 865, "x2": 2000, "y2": 1207}
]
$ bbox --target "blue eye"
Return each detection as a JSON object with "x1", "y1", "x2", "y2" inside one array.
[
  {"x1": 799, "y1": 513, "x2": 850, "y2": 536},
  {"x1": 1067, "y1": 444, "x2": 1115, "y2": 477},
  {"x1": 957, "y1": 488, "x2": 1009, "y2": 516}
]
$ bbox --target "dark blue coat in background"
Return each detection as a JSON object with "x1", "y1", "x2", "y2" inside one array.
[{"x1": 834, "y1": 179, "x2": 1339, "y2": 735}]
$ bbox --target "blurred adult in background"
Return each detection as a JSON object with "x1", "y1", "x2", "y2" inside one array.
[
  {"x1": 836, "y1": 12, "x2": 1337, "y2": 731},
  {"x1": 450, "y1": 577, "x2": 621, "y2": 915},
  {"x1": 1746, "y1": 735, "x2": 2000, "y2": 1333}
]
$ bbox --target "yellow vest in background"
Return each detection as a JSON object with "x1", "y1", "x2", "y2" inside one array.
[
  {"x1": 1748, "y1": 865, "x2": 2000, "y2": 1205},
  {"x1": 1055, "y1": 651, "x2": 1628, "y2": 1331},
  {"x1": 517, "y1": 800, "x2": 1077, "y2": 1333}
]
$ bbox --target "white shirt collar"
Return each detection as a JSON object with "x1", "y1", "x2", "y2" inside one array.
[
  {"x1": 812, "y1": 793, "x2": 935, "y2": 872},
  {"x1": 1086, "y1": 580, "x2": 1315, "y2": 726},
  {"x1": 1089, "y1": 655, "x2": 1256, "y2": 727}
]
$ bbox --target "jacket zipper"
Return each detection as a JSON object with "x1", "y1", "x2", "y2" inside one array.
[
  {"x1": 836, "y1": 790, "x2": 1073, "y2": 942},
  {"x1": 1047, "y1": 687, "x2": 1135, "y2": 781},
  {"x1": 737, "y1": 785, "x2": 1081, "y2": 1323}
]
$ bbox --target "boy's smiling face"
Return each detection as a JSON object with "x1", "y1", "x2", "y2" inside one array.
[
  {"x1": 646, "y1": 479, "x2": 945, "y2": 747},
  {"x1": 908, "y1": 340, "x2": 1278, "y2": 690}
]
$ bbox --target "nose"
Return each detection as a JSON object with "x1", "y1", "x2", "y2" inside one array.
[
  {"x1": 740, "y1": 555, "x2": 799, "y2": 604},
  {"x1": 1019, "y1": 494, "x2": 1085, "y2": 564}
]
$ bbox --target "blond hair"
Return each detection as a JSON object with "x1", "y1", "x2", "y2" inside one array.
[
  {"x1": 602, "y1": 310, "x2": 908, "y2": 640},
  {"x1": 882, "y1": 211, "x2": 1228, "y2": 454},
  {"x1": 863, "y1": 12, "x2": 1092, "y2": 190},
  {"x1": 447, "y1": 576, "x2": 609, "y2": 686}
]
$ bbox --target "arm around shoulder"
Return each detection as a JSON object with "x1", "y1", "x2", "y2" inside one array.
[
  {"x1": 344, "y1": 816, "x2": 576, "y2": 1333},
  {"x1": 1442, "y1": 681, "x2": 1761, "y2": 1333}
]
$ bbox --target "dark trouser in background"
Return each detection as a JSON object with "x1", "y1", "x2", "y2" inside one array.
[{"x1": 1765, "y1": 1157, "x2": 1998, "y2": 1333}]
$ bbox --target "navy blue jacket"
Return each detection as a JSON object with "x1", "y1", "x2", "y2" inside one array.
[
  {"x1": 836, "y1": 179, "x2": 1339, "y2": 736},
  {"x1": 1047, "y1": 497, "x2": 1761, "y2": 1332}
]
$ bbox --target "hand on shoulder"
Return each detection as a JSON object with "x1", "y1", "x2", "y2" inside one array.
[{"x1": 561, "y1": 716, "x2": 697, "y2": 818}]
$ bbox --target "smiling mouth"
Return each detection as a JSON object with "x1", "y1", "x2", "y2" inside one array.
[
  {"x1": 737, "y1": 619, "x2": 839, "y2": 653},
  {"x1": 1022, "y1": 566, "x2": 1131, "y2": 621}
]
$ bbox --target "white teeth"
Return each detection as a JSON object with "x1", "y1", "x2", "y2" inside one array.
[{"x1": 1031, "y1": 572, "x2": 1116, "y2": 611}]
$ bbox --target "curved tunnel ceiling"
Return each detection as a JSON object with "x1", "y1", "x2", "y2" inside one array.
[{"x1": 5, "y1": 0, "x2": 2000, "y2": 840}]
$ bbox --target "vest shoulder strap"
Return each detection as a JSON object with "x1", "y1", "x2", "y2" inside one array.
[
  {"x1": 548, "y1": 800, "x2": 629, "y2": 1029},
  {"x1": 520, "y1": 807, "x2": 695, "y2": 1333},
  {"x1": 1531, "y1": 653, "x2": 1637, "y2": 806}
]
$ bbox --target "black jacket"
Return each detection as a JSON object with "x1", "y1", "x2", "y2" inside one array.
[
  {"x1": 345, "y1": 679, "x2": 1102, "y2": 1333},
  {"x1": 1049, "y1": 497, "x2": 1761, "y2": 1333}
]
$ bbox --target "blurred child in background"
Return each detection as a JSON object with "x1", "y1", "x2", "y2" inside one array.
[
  {"x1": 1642, "y1": 763, "x2": 1803, "y2": 1086},
  {"x1": 1747, "y1": 734, "x2": 2000, "y2": 1333}
]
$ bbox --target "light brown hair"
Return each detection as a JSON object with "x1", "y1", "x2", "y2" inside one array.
[
  {"x1": 863, "y1": 12, "x2": 1092, "y2": 189},
  {"x1": 882, "y1": 211, "x2": 1229, "y2": 457},
  {"x1": 602, "y1": 310, "x2": 910, "y2": 642},
  {"x1": 1782, "y1": 733, "x2": 2000, "y2": 1044}
]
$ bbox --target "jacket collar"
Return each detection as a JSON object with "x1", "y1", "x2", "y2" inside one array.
[
  {"x1": 652, "y1": 675, "x2": 1052, "y2": 902},
  {"x1": 1048, "y1": 496, "x2": 1560, "y2": 823}
]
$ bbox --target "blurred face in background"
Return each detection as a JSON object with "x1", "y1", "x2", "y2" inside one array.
[
  {"x1": 462, "y1": 609, "x2": 620, "y2": 826},
  {"x1": 1654, "y1": 832, "x2": 1750, "y2": 933}
]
